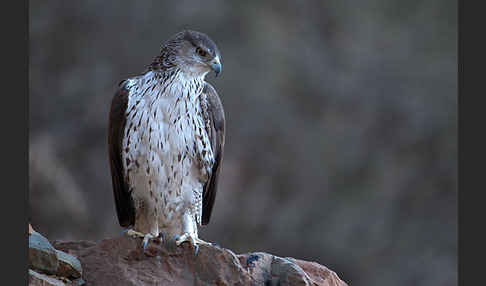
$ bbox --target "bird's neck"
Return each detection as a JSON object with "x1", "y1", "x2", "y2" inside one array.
[{"x1": 144, "y1": 69, "x2": 205, "y2": 100}]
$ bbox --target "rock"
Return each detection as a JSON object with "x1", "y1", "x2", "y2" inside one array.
[
  {"x1": 28, "y1": 229, "x2": 85, "y2": 285},
  {"x1": 271, "y1": 256, "x2": 311, "y2": 285},
  {"x1": 72, "y1": 278, "x2": 86, "y2": 286},
  {"x1": 238, "y1": 252, "x2": 274, "y2": 284},
  {"x1": 237, "y1": 253, "x2": 342, "y2": 286},
  {"x1": 29, "y1": 232, "x2": 59, "y2": 275},
  {"x1": 53, "y1": 236, "x2": 348, "y2": 286},
  {"x1": 289, "y1": 258, "x2": 347, "y2": 286},
  {"x1": 55, "y1": 249, "x2": 82, "y2": 279},
  {"x1": 29, "y1": 269, "x2": 66, "y2": 286}
]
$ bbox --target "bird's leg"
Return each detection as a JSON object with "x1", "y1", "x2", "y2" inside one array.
[
  {"x1": 175, "y1": 233, "x2": 211, "y2": 246},
  {"x1": 142, "y1": 233, "x2": 156, "y2": 252},
  {"x1": 124, "y1": 229, "x2": 146, "y2": 238},
  {"x1": 124, "y1": 229, "x2": 158, "y2": 253},
  {"x1": 174, "y1": 213, "x2": 211, "y2": 255},
  {"x1": 156, "y1": 232, "x2": 165, "y2": 244}
]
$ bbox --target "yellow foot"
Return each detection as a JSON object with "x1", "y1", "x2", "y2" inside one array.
[
  {"x1": 175, "y1": 233, "x2": 211, "y2": 256},
  {"x1": 124, "y1": 229, "x2": 157, "y2": 253},
  {"x1": 125, "y1": 229, "x2": 146, "y2": 238}
]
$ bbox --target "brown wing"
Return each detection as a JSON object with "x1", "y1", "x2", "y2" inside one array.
[
  {"x1": 108, "y1": 81, "x2": 135, "y2": 227},
  {"x1": 201, "y1": 83, "x2": 226, "y2": 225}
]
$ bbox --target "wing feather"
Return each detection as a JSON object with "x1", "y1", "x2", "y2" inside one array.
[
  {"x1": 108, "y1": 81, "x2": 135, "y2": 227},
  {"x1": 201, "y1": 83, "x2": 225, "y2": 225}
]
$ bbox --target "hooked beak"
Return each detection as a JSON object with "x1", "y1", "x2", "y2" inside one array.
[{"x1": 209, "y1": 56, "x2": 222, "y2": 77}]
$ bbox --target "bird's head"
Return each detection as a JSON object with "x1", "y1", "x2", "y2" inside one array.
[{"x1": 160, "y1": 30, "x2": 222, "y2": 78}]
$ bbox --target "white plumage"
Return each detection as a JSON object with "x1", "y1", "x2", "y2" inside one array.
[
  {"x1": 108, "y1": 30, "x2": 225, "y2": 251},
  {"x1": 122, "y1": 70, "x2": 213, "y2": 240}
]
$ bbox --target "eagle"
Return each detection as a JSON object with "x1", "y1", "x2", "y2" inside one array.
[{"x1": 108, "y1": 30, "x2": 225, "y2": 253}]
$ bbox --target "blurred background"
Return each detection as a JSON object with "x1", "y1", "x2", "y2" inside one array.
[{"x1": 29, "y1": 1, "x2": 457, "y2": 285}]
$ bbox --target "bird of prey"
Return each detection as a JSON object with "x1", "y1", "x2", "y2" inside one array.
[{"x1": 108, "y1": 30, "x2": 225, "y2": 253}]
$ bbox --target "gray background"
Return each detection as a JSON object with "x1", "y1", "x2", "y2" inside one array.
[{"x1": 29, "y1": 1, "x2": 457, "y2": 285}]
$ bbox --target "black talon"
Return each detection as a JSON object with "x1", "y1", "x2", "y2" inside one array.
[
  {"x1": 143, "y1": 239, "x2": 149, "y2": 252},
  {"x1": 154, "y1": 232, "x2": 164, "y2": 244}
]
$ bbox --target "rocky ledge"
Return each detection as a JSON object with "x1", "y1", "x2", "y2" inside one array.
[
  {"x1": 30, "y1": 230, "x2": 347, "y2": 285},
  {"x1": 29, "y1": 227, "x2": 84, "y2": 286}
]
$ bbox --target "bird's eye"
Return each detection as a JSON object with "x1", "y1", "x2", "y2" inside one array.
[{"x1": 196, "y1": 47, "x2": 208, "y2": 57}]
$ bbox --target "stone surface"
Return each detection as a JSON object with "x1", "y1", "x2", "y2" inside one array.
[
  {"x1": 238, "y1": 252, "x2": 274, "y2": 284},
  {"x1": 29, "y1": 232, "x2": 59, "y2": 275},
  {"x1": 290, "y1": 258, "x2": 348, "y2": 286},
  {"x1": 29, "y1": 269, "x2": 66, "y2": 286},
  {"x1": 237, "y1": 253, "x2": 343, "y2": 286},
  {"x1": 72, "y1": 278, "x2": 86, "y2": 286},
  {"x1": 56, "y1": 249, "x2": 83, "y2": 279},
  {"x1": 53, "y1": 236, "x2": 348, "y2": 286},
  {"x1": 29, "y1": 229, "x2": 85, "y2": 285},
  {"x1": 271, "y1": 256, "x2": 311, "y2": 286}
]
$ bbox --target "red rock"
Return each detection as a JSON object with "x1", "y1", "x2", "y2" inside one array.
[
  {"x1": 53, "y1": 236, "x2": 347, "y2": 286},
  {"x1": 290, "y1": 258, "x2": 347, "y2": 286}
]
